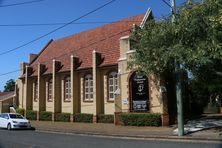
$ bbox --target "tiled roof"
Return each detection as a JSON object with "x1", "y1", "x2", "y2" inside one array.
[
  {"x1": 30, "y1": 14, "x2": 145, "y2": 76},
  {"x1": 0, "y1": 92, "x2": 15, "y2": 101}
]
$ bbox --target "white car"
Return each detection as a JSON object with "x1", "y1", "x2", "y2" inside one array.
[{"x1": 0, "y1": 113, "x2": 31, "y2": 130}]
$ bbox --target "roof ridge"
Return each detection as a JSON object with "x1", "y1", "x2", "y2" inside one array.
[
  {"x1": 28, "y1": 13, "x2": 147, "y2": 75},
  {"x1": 54, "y1": 13, "x2": 145, "y2": 43}
]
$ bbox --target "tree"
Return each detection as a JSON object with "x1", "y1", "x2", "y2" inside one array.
[
  {"x1": 130, "y1": 0, "x2": 222, "y2": 75},
  {"x1": 190, "y1": 60, "x2": 222, "y2": 108},
  {"x1": 129, "y1": 0, "x2": 222, "y2": 112},
  {"x1": 4, "y1": 79, "x2": 15, "y2": 92}
]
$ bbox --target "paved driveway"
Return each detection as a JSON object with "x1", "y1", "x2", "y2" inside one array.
[{"x1": 174, "y1": 118, "x2": 222, "y2": 135}]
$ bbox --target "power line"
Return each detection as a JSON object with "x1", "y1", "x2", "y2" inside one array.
[
  {"x1": 0, "y1": 0, "x2": 169, "y2": 77},
  {"x1": 0, "y1": 69, "x2": 20, "y2": 77},
  {"x1": 0, "y1": 0, "x2": 116, "y2": 56},
  {"x1": 0, "y1": 15, "x2": 170, "y2": 77},
  {"x1": 0, "y1": 14, "x2": 170, "y2": 77},
  {"x1": 30, "y1": 28, "x2": 132, "y2": 68},
  {"x1": 0, "y1": 21, "x2": 142, "y2": 27},
  {"x1": 0, "y1": 0, "x2": 45, "y2": 8},
  {"x1": 162, "y1": 0, "x2": 172, "y2": 8},
  {"x1": 0, "y1": 28, "x2": 132, "y2": 77}
]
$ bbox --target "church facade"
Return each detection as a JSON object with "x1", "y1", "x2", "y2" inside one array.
[{"x1": 16, "y1": 9, "x2": 171, "y2": 125}]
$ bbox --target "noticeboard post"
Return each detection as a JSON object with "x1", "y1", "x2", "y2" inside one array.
[{"x1": 131, "y1": 73, "x2": 149, "y2": 112}]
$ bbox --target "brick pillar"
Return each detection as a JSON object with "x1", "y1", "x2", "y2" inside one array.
[
  {"x1": 37, "y1": 111, "x2": 40, "y2": 121},
  {"x1": 161, "y1": 113, "x2": 169, "y2": 126},
  {"x1": 92, "y1": 50, "x2": 102, "y2": 123},
  {"x1": 93, "y1": 115, "x2": 97, "y2": 123},
  {"x1": 52, "y1": 60, "x2": 61, "y2": 118},
  {"x1": 71, "y1": 55, "x2": 80, "y2": 117},
  {"x1": 52, "y1": 112, "x2": 55, "y2": 122},
  {"x1": 115, "y1": 35, "x2": 131, "y2": 115},
  {"x1": 18, "y1": 62, "x2": 28, "y2": 110},
  {"x1": 38, "y1": 63, "x2": 46, "y2": 115},
  {"x1": 0, "y1": 102, "x2": 2, "y2": 113},
  {"x1": 20, "y1": 62, "x2": 28, "y2": 77},
  {"x1": 70, "y1": 114, "x2": 74, "y2": 122},
  {"x1": 24, "y1": 65, "x2": 33, "y2": 112}
]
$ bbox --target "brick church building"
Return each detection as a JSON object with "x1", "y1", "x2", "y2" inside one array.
[{"x1": 16, "y1": 9, "x2": 172, "y2": 126}]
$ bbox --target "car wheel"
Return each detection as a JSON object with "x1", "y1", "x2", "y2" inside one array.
[{"x1": 7, "y1": 123, "x2": 11, "y2": 130}]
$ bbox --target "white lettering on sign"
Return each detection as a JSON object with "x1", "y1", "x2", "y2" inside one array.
[{"x1": 122, "y1": 99, "x2": 128, "y2": 105}]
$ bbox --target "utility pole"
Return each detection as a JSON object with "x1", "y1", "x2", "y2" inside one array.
[{"x1": 170, "y1": 0, "x2": 184, "y2": 136}]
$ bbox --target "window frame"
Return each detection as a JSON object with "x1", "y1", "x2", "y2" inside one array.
[
  {"x1": 33, "y1": 80, "x2": 38, "y2": 102},
  {"x1": 84, "y1": 74, "x2": 93, "y2": 102},
  {"x1": 64, "y1": 76, "x2": 71, "y2": 102},
  {"x1": 47, "y1": 78, "x2": 53, "y2": 102},
  {"x1": 107, "y1": 71, "x2": 118, "y2": 102}
]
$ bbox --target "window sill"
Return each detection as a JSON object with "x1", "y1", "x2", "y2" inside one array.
[
  {"x1": 107, "y1": 100, "x2": 114, "y2": 103},
  {"x1": 83, "y1": 100, "x2": 93, "y2": 103},
  {"x1": 64, "y1": 100, "x2": 71, "y2": 102}
]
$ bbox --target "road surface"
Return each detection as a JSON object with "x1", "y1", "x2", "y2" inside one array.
[{"x1": 0, "y1": 129, "x2": 221, "y2": 148}]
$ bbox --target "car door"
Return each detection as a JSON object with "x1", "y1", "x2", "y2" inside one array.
[
  {"x1": 1, "y1": 114, "x2": 9, "y2": 128},
  {"x1": 0, "y1": 114, "x2": 3, "y2": 127}
]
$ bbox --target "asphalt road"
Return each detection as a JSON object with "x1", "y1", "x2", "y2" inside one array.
[{"x1": 0, "y1": 129, "x2": 222, "y2": 148}]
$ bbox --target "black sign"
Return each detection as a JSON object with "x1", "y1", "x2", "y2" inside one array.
[{"x1": 131, "y1": 73, "x2": 149, "y2": 112}]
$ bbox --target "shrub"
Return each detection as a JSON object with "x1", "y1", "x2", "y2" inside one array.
[
  {"x1": 16, "y1": 108, "x2": 25, "y2": 116},
  {"x1": 56, "y1": 113, "x2": 70, "y2": 122},
  {"x1": 26, "y1": 110, "x2": 37, "y2": 120},
  {"x1": 39, "y1": 111, "x2": 52, "y2": 121},
  {"x1": 74, "y1": 113, "x2": 93, "y2": 123},
  {"x1": 120, "y1": 113, "x2": 161, "y2": 126},
  {"x1": 97, "y1": 114, "x2": 114, "y2": 123}
]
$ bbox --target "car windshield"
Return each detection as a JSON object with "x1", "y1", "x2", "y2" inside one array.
[{"x1": 9, "y1": 114, "x2": 24, "y2": 119}]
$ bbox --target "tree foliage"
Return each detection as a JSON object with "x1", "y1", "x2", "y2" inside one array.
[
  {"x1": 4, "y1": 79, "x2": 15, "y2": 92},
  {"x1": 129, "y1": 0, "x2": 222, "y2": 108},
  {"x1": 129, "y1": 0, "x2": 222, "y2": 75}
]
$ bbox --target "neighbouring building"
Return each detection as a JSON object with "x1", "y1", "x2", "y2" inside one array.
[
  {"x1": 16, "y1": 9, "x2": 176, "y2": 126},
  {"x1": 0, "y1": 91, "x2": 16, "y2": 113}
]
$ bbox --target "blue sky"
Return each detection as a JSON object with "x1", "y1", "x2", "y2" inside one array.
[{"x1": 0, "y1": 0, "x2": 186, "y2": 91}]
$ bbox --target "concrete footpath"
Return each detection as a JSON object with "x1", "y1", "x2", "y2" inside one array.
[{"x1": 30, "y1": 121, "x2": 222, "y2": 142}]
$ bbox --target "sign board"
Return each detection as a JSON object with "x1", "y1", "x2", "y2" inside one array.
[
  {"x1": 122, "y1": 98, "x2": 129, "y2": 105},
  {"x1": 131, "y1": 73, "x2": 148, "y2": 112}
]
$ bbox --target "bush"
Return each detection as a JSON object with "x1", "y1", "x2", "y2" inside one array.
[
  {"x1": 16, "y1": 108, "x2": 25, "y2": 116},
  {"x1": 56, "y1": 113, "x2": 70, "y2": 122},
  {"x1": 74, "y1": 113, "x2": 93, "y2": 123},
  {"x1": 39, "y1": 111, "x2": 52, "y2": 121},
  {"x1": 26, "y1": 110, "x2": 37, "y2": 120},
  {"x1": 97, "y1": 114, "x2": 114, "y2": 123},
  {"x1": 120, "y1": 113, "x2": 161, "y2": 126}
]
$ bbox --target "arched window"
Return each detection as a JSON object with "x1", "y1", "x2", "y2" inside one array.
[
  {"x1": 108, "y1": 72, "x2": 118, "y2": 101},
  {"x1": 84, "y1": 74, "x2": 93, "y2": 101},
  {"x1": 64, "y1": 76, "x2": 71, "y2": 102},
  {"x1": 33, "y1": 81, "x2": 38, "y2": 102},
  {"x1": 47, "y1": 78, "x2": 53, "y2": 102}
]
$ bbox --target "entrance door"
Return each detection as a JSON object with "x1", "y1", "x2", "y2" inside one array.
[{"x1": 130, "y1": 72, "x2": 149, "y2": 112}]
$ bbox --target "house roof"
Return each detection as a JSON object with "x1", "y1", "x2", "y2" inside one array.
[
  {"x1": 29, "y1": 13, "x2": 147, "y2": 76},
  {"x1": 0, "y1": 92, "x2": 15, "y2": 101}
]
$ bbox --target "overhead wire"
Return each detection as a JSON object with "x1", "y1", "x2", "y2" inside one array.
[
  {"x1": 0, "y1": 0, "x2": 116, "y2": 56},
  {"x1": 0, "y1": 14, "x2": 171, "y2": 77},
  {"x1": 0, "y1": 28, "x2": 132, "y2": 77},
  {"x1": 161, "y1": 0, "x2": 172, "y2": 8},
  {"x1": 0, "y1": 69, "x2": 20, "y2": 77},
  {"x1": 0, "y1": 21, "x2": 142, "y2": 27},
  {"x1": 0, "y1": 0, "x2": 172, "y2": 77},
  {"x1": 0, "y1": 0, "x2": 45, "y2": 8}
]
